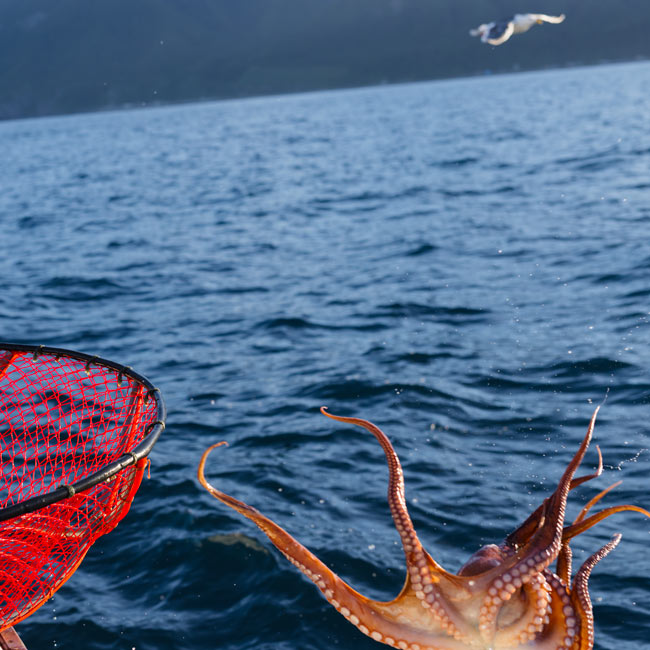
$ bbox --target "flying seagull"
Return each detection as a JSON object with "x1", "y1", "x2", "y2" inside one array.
[{"x1": 470, "y1": 13, "x2": 565, "y2": 46}]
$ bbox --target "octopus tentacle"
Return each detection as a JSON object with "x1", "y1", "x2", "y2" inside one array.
[
  {"x1": 556, "y1": 542, "x2": 573, "y2": 589},
  {"x1": 320, "y1": 408, "x2": 475, "y2": 645},
  {"x1": 505, "y1": 446, "x2": 603, "y2": 551},
  {"x1": 571, "y1": 534, "x2": 622, "y2": 650},
  {"x1": 540, "y1": 571, "x2": 580, "y2": 650},
  {"x1": 558, "y1": 480, "x2": 622, "y2": 586},
  {"x1": 477, "y1": 408, "x2": 600, "y2": 643},
  {"x1": 562, "y1": 503, "x2": 650, "y2": 542},
  {"x1": 491, "y1": 573, "x2": 552, "y2": 646},
  {"x1": 570, "y1": 446, "x2": 603, "y2": 489},
  {"x1": 199, "y1": 443, "x2": 474, "y2": 649},
  {"x1": 514, "y1": 407, "x2": 598, "y2": 557},
  {"x1": 572, "y1": 479, "x2": 620, "y2": 525},
  {"x1": 198, "y1": 444, "x2": 380, "y2": 637},
  {"x1": 319, "y1": 408, "x2": 443, "y2": 574}
]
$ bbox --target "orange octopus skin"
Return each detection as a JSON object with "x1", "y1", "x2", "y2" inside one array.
[{"x1": 198, "y1": 407, "x2": 649, "y2": 649}]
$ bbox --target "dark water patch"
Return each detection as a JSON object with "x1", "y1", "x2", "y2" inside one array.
[
  {"x1": 114, "y1": 259, "x2": 157, "y2": 272},
  {"x1": 623, "y1": 181, "x2": 650, "y2": 190},
  {"x1": 404, "y1": 242, "x2": 438, "y2": 257},
  {"x1": 398, "y1": 185, "x2": 430, "y2": 199},
  {"x1": 235, "y1": 429, "x2": 334, "y2": 451},
  {"x1": 467, "y1": 374, "x2": 541, "y2": 392},
  {"x1": 484, "y1": 128, "x2": 529, "y2": 143},
  {"x1": 106, "y1": 237, "x2": 150, "y2": 249},
  {"x1": 466, "y1": 359, "x2": 636, "y2": 396},
  {"x1": 39, "y1": 276, "x2": 126, "y2": 301},
  {"x1": 20, "y1": 620, "x2": 129, "y2": 650},
  {"x1": 554, "y1": 145, "x2": 620, "y2": 166},
  {"x1": 435, "y1": 156, "x2": 479, "y2": 168},
  {"x1": 487, "y1": 246, "x2": 533, "y2": 259},
  {"x1": 258, "y1": 317, "x2": 322, "y2": 331},
  {"x1": 576, "y1": 272, "x2": 627, "y2": 285},
  {"x1": 386, "y1": 207, "x2": 437, "y2": 222},
  {"x1": 607, "y1": 310, "x2": 649, "y2": 328},
  {"x1": 297, "y1": 378, "x2": 452, "y2": 402},
  {"x1": 310, "y1": 186, "x2": 429, "y2": 206},
  {"x1": 439, "y1": 188, "x2": 482, "y2": 198},
  {"x1": 371, "y1": 302, "x2": 488, "y2": 324},
  {"x1": 311, "y1": 191, "x2": 379, "y2": 205},
  {"x1": 18, "y1": 215, "x2": 55, "y2": 229},
  {"x1": 107, "y1": 193, "x2": 131, "y2": 203},
  {"x1": 250, "y1": 342, "x2": 294, "y2": 355},
  {"x1": 546, "y1": 357, "x2": 634, "y2": 377},
  {"x1": 440, "y1": 184, "x2": 519, "y2": 196},
  {"x1": 601, "y1": 383, "x2": 650, "y2": 406},
  {"x1": 189, "y1": 391, "x2": 226, "y2": 402},
  {"x1": 623, "y1": 287, "x2": 650, "y2": 299},
  {"x1": 257, "y1": 317, "x2": 388, "y2": 333},
  {"x1": 573, "y1": 158, "x2": 625, "y2": 173},
  {"x1": 215, "y1": 286, "x2": 269, "y2": 295},
  {"x1": 169, "y1": 420, "x2": 234, "y2": 437},
  {"x1": 630, "y1": 146, "x2": 650, "y2": 157},
  {"x1": 389, "y1": 351, "x2": 457, "y2": 365}
]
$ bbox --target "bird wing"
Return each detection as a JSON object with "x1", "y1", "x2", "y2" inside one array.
[
  {"x1": 485, "y1": 20, "x2": 514, "y2": 45},
  {"x1": 529, "y1": 13, "x2": 566, "y2": 24}
]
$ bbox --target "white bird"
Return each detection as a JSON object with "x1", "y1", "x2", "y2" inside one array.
[{"x1": 470, "y1": 13, "x2": 565, "y2": 46}]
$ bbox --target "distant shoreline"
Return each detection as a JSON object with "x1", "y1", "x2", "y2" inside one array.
[{"x1": 3, "y1": 57, "x2": 647, "y2": 125}]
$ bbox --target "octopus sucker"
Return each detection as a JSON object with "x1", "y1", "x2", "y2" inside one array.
[{"x1": 198, "y1": 407, "x2": 649, "y2": 649}]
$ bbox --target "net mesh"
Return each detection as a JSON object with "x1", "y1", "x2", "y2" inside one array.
[{"x1": 0, "y1": 348, "x2": 161, "y2": 631}]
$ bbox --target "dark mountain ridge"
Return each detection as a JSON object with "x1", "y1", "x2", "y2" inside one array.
[{"x1": 1, "y1": 0, "x2": 649, "y2": 121}]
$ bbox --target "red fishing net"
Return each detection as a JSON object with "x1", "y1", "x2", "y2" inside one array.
[{"x1": 0, "y1": 345, "x2": 165, "y2": 631}]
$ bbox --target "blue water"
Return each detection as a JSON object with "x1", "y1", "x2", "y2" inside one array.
[{"x1": 2, "y1": 60, "x2": 650, "y2": 650}]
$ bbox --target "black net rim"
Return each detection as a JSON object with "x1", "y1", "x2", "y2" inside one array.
[{"x1": 0, "y1": 342, "x2": 166, "y2": 523}]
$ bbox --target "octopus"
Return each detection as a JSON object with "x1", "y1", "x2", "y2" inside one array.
[{"x1": 198, "y1": 406, "x2": 649, "y2": 649}]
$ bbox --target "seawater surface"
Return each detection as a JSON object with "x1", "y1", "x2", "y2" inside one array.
[{"x1": 2, "y1": 61, "x2": 650, "y2": 650}]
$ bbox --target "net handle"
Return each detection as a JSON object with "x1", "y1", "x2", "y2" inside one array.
[
  {"x1": 0, "y1": 343, "x2": 166, "y2": 523},
  {"x1": 0, "y1": 626, "x2": 27, "y2": 650}
]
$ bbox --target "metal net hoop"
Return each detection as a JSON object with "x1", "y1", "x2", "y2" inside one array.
[{"x1": 0, "y1": 344, "x2": 165, "y2": 631}]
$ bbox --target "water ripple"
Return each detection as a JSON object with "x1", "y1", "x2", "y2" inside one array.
[{"x1": 2, "y1": 61, "x2": 650, "y2": 650}]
